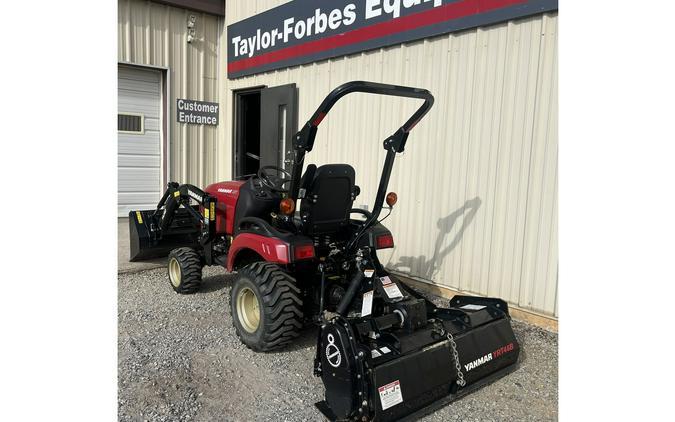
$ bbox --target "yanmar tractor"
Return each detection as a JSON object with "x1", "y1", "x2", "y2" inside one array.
[{"x1": 129, "y1": 81, "x2": 520, "y2": 421}]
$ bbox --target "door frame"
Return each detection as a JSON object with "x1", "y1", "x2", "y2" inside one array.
[{"x1": 231, "y1": 85, "x2": 266, "y2": 179}]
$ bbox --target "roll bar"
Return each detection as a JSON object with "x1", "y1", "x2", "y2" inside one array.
[
  {"x1": 292, "y1": 81, "x2": 435, "y2": 154},
  {"x1": 288, "y1": 81, "x2": 435, "y2": 249}
]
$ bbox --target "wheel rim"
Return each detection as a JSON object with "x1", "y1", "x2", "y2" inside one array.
[
  {"x1": 169, "y1": 257, "x2": 181, "y2": 287},
  {"x1": 236, "y1": 287, "x2": 260, "y2": 333}
]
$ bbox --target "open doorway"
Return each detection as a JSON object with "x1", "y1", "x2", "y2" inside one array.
[
  {"x1": 233, "y1": 84, "x2": 298, "y2": 179},
  {"x1": 233, "y1": 89, "x2": 261, "y2": 178}
]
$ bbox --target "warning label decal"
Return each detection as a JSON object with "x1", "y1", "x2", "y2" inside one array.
[
  {"x1": 378, "y1": 380, "x2": 403, "y2": 410},
  {"x1": 380, "y1": 276, "x2": 403, "y2": 299},
  {"x1": 361, "y1": 290, "x2": 374, "y2": 317}
]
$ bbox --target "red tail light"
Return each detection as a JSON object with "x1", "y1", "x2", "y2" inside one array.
[
  {"x1": 294, "y1": 244, "x2": 315, "y2": 260},
  {"x1": 376, "y1": 234, "x2": 394, "y2": 249}
]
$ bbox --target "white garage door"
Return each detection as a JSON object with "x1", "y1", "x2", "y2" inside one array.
[{"x1": 118, "y1": 65, "x2": 162, "y2": 217}]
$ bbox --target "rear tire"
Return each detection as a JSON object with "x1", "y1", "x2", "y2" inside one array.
[
  {"x1": 230, "y1": 262, "x2": 303, "y2": 352},
  {"x1": 167, "y1": 247, "x2": 202, "y2": 294}
]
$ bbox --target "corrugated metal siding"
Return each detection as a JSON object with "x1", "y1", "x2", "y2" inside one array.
[
  {"x1": 118, "y1": 0, "x2": 221, "y2": 187},
  {"x1": 218, "y1": 5, "x2": 558, "y2": 317}
]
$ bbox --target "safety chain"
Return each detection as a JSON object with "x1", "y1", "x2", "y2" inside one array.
[{"x1": 446, "y1": 331, "x2": 466, "y2": 387}]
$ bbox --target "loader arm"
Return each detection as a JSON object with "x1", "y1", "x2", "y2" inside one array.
[
  {"x1": 156, "y1": 183, "x2": 216, "y2": 240},
  {"x1": 129, "y1": 182, "x2": 218, "y2": 262}
]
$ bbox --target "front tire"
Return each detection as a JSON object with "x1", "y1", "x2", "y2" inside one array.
[
  {"x1": 230, "y1": 262, "x2": 303, "y2": 352},
  {"x1": 167, "y1": 248, "x2": 202, "y2": 294}
]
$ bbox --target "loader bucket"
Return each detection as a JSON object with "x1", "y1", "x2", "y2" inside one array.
[
  {"x1": 316, "y1": 295, "x2": 519, "y2": 421},
  {"x1": 128, "y1": 208, "x2": 201, "y2": 261}
]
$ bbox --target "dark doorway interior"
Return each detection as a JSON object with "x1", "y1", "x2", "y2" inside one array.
[
  {"x1": 233, "y1": 84, "x2": 298, "y2": 179},
  {"x1": 234, "y1": 90, "x2": 261, "y2": 178}
]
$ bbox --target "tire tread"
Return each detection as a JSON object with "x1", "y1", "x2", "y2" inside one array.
[
  {"x1": 168, "y1": 247, "x2": 202, "y2": 294},
  {"x1": 233, "y1": 262, "x2": 303, "y2": 352}
]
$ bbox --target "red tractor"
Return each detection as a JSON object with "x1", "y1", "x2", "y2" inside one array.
[{"x1": 129, "y1": 81, "x2": 519, "y2": 421}]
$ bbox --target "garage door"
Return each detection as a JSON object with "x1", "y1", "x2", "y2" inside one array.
[{"x1": 118, "y1": 65, "x2": 162, "y2": 217}]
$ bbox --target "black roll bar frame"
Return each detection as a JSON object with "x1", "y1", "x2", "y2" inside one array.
[{"x1": 287, "y1": 81, "x2": 434, "y2": 250}]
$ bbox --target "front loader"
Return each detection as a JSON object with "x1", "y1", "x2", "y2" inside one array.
[{"x1": 129, "y1": 81, "x2": 520, "y2": 421}]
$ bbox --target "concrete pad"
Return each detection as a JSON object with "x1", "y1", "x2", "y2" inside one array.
[{"x1": 118, "y1": 218, "x2": 166, "y2": 274}]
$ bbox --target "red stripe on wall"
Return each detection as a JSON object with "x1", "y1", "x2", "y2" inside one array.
[{"x1": 228, "y1": 0, "x2": 526, "y2": 73}]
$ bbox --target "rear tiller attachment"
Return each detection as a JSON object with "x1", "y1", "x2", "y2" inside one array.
[
  {"x1": 314, "y1": 263, "x2": 519, "y2": 422},
  {"x1": 293, "y1": 83, "x2": 521, "y2": 421}
]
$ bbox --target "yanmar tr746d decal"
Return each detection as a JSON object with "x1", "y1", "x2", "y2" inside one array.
[{"x1": 464, "y1": 342, "x2": 515, "y2": 372}]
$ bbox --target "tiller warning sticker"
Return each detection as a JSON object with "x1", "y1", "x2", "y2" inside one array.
[{"x1": 378, "y1": 380, "x2": 403, "y2": 410}]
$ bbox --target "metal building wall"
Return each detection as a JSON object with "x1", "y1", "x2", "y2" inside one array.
[
  {"x1": 118, "y1": 0, "x2": 221, "y2": 187},
  {"x1": 218, "y1": 4, "x2": 558, "y2": 318}
]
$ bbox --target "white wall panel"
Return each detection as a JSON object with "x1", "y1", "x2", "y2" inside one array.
[
  {"x1": 219, "y1": 5, "x2": 558, "y2": 317},
  {"x1": 118, "y1": 134, "x2": 161, "y2": 155}
]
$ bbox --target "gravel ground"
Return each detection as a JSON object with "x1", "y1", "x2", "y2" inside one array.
[{"x1": 119, "y1": 266, "x2": 557, "y2": 422}]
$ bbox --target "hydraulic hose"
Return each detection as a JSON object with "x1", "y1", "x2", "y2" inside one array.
[
  {"x1": 336, "y1": 270, "x2": 365, "y2": 316},
  {"x1": 160, "y1": 195, "x2": 180, "y2": 231},
  {"x1": 318, "y1": 264, "x2": 326, "y2": 315}
]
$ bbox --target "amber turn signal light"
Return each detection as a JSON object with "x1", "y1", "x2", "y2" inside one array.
[
  {"x1": 386, "y1": 192, "x2": 398, "y2": 207},
  {"x1": 280, "y1": 198, "x2": 295, "y2": 215}
]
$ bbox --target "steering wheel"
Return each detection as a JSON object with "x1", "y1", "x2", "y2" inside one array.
[{"x1": 257, "y1": 165, "x2": 292, "y2": 193}]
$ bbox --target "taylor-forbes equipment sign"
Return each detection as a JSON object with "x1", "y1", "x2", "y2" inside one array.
[
  {"x1": 227, "y1": 0, "x2": 558, "y2": 78},
  {"x1": 176, "y1": 99, "x2": 219, "y2": 125}
]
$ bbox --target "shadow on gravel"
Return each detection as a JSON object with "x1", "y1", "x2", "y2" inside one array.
[
  {"x1": 198, "y1": 273, "x2": 234, "y2": 294},
  {"x1": 272, "y1": 326, "x2": 319, "y2": 354},
  {"x1": 517, "y1": 334, "x2": 529, "y2": 364}
]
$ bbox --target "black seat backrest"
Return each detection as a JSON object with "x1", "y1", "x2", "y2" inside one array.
[{"x1": 300, "y1": 164, "x2": 355, "y2": 235}]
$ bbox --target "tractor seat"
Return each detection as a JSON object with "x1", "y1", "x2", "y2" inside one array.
[{"x1": 299, "y1": 164, "x2": 357, "y2": 236}]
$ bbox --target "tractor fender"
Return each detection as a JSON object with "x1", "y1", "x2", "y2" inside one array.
[{"x1": 227, "y1": 233, "x2": 292, "y2": 272}]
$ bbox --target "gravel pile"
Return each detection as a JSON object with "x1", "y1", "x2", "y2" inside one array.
[{"x1": 119, "y1": 267, "x2": 557, "y2": 421}]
